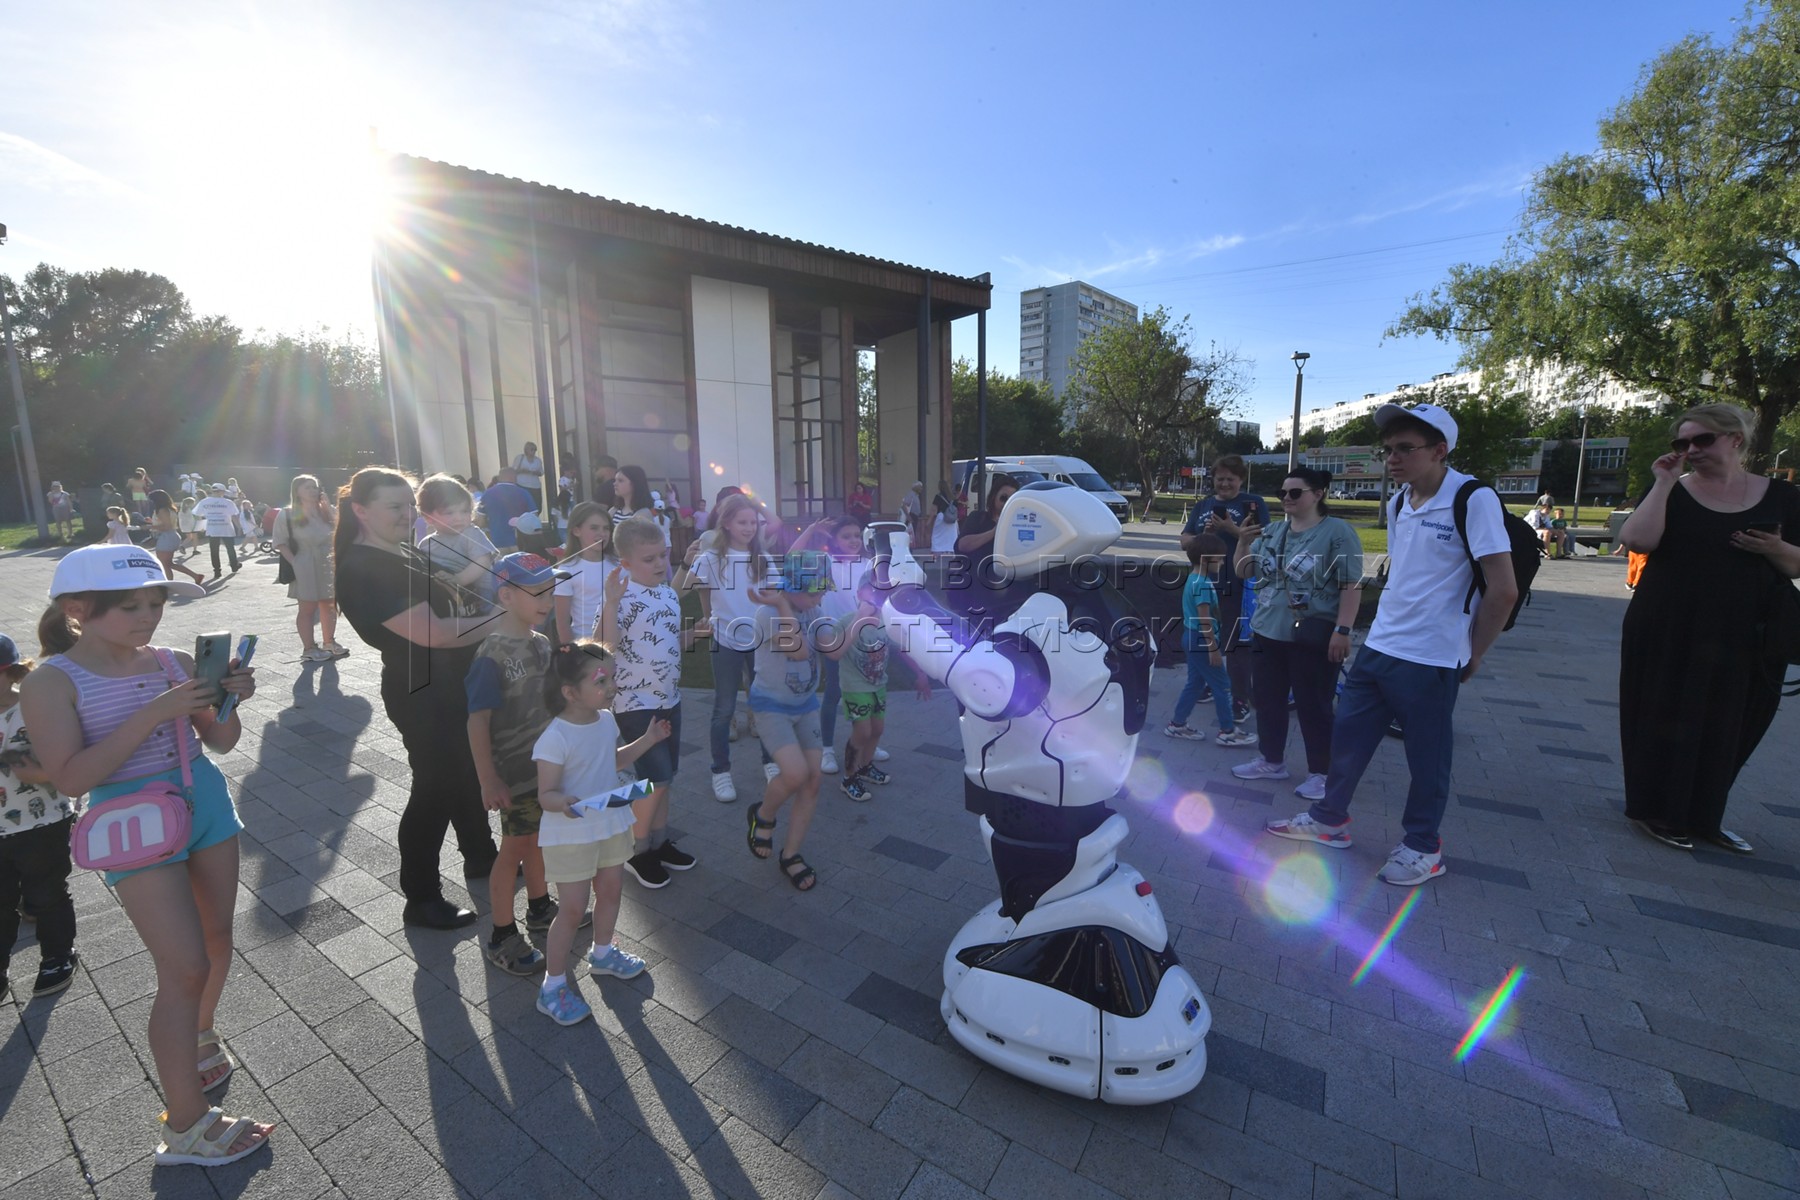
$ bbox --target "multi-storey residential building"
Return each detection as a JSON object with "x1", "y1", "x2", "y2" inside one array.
[
  {"x1": 1018, "y1": 281, "x2": 1138, "y2": 398},
  {"x1": 1271, "y1": 363, "x2": 1663, "y2": 445}
]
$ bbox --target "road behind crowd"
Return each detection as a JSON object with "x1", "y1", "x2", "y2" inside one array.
[{"x1": 2, "y1": 531, "x2": 1797, "y2": 1200}]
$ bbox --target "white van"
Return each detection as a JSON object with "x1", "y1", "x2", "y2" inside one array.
[{"x1": 952, "y1": 455, "x2": 1132, "y2": 521}]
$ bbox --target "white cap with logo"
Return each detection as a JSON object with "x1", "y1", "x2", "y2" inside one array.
[
  {"x1": 1374, "y1": 401, "x2": 1459, "y2": 452},
  {"x1": 50, "y1": 544, "x2": 207, "y2": 599}
]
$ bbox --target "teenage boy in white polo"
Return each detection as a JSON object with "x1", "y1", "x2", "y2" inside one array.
[{"x1": 1265, "y1": 403, "x2": 1518, "y2": 886}]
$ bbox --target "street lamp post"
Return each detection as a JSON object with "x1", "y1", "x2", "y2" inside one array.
[
  {"x1": 1287, "y1": 351, "x2": 1310, "y2": 472},
  {"x1": 0, "y1": 223, "x2": 50, "y2": 542}
]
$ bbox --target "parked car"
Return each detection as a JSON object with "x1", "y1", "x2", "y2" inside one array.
[{"x1": 1353, "y1": 488, "x2": 1381, "y2": 500}]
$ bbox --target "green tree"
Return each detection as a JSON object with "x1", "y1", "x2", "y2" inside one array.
[
  {"x1": 1538, "y1": 439, "x2": 1582, "y2": 500},
  {"x1": 1065, "y1": 306, "x2": 1251, "y2": 501},
  {"x1": 1424, "y1": 383, "x2": 1534, "y2": 487},
  {"x1": 1325, "y1": 413, "x2": 1381, "y2": 447},
  {"x1": 856, "y1": 351, "x2": 878, "y2": 483},
  {"x1": 1390, "y1": 3, "x2": 1800, "y2": 464},
  {"x1": 949, "y1": 358, "x2": 1064, "y2": 459}
]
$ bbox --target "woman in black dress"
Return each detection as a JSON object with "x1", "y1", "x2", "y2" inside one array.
[
  {"x1": 334, "y1": 468, "x2": 500, "y2": 928},
  {"x1": 1618, "y1": 404, "x2": 1800, "y2": 852}
]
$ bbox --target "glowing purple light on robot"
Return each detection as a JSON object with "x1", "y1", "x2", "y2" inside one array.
[
  {"x1": 1351, "y1": 890, "x2": 1421, "y2": 985},
  {"x1": 1454, "y1": 966, "x2": 1526, "y2": 1062}
]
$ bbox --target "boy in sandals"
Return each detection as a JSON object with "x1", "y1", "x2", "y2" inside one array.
[{"x1": 743, "y1": 551, "x2": 832, "y2": 891}]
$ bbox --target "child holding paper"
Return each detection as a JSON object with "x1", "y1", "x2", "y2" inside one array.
[{"x1": 530, "y1": 640, "x2": 669, "y2": 1025}]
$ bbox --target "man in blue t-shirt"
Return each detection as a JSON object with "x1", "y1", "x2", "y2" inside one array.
[
  {"x1": 477, "y1": 468, "x2": 534, "y2": 551},
  {"x1": 1179, "y1": 455, "x2": 1268, "y2": 721}
]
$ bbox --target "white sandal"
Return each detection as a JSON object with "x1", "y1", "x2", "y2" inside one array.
[
  {"x1": 155, "y1": 1106, "x2": 273, "y2": 1167},
  {"x1": 198, "y1": 1029, "x2": 236, "y2": 1092}
]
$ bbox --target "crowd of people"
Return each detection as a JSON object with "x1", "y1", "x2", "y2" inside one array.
[{"x1": 4, "y1": 401, "x2": 1797, "y2": 1170}]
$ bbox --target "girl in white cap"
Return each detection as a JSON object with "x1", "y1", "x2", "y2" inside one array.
[{"x1": 19, "y1": 546, "x2": 271, "y2": 1167}]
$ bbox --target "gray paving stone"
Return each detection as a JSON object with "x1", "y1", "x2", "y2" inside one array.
[
  {"x1": 1472, "y1": 1126, "x2": 1656, "y2": 1200},
  {"x1": 411, "y1": 1090, "x2": 541, "y2": 1197},
  {"x1": 267, "y1": 1053, "x2": 382, "y2": 1148},
  {"x1": 690, "y1": 1116, "x2": 827, "y2": 1200},
  {"x1": 897, "y1": 1163, "x2": 986, "y2": 1200},
  {"x1": 703, "y1": 948, "x2": 801, "y2": 1011},
  {"x1": 603, "y1": 1059, "x2": 731, "y2": 1158},
  {"x1": 1244, "y1": 1091, "x2": 1396, "y2": 1195},
  {"x1": 706, "y1": 910, "x2": 798, "y2": 964},
  {"x1": 694, "y1": 993, "x2": 809, "y2": 1070},
  {"x1": 872, "y1": 1085, "x2": 1006, "y2": 1191},
  {"x1": 774, "y1": 982, "x2": 884, "y2": 1054},
  {"x1": 1324, "y1": 1076, "x2": 1478, "y2": 1175},
  {"x1": 588, "y1": 1129, "x2": 721, "y2": 1200},
  {"x1": 511, "y1": 1075, "x2": 639, "y2": 1177},
  {"x1": 1075, "y1": 1123, "x2": 1228, "y2": 1199},
  {"x1": 1162, "y1": 1105, "x2": 1314, "y2": 1199},
  {"x1": 779, "y1": 1035, "x2": 902, "y2": 1124},
  {"x1": 479, "y1": 1148, "x2": 603, "y2": 1200},
  {"x1": 1608, "y1": 1091, "x2": 1800, "y2": 1193},
  {"x1": 858, "y1": 1023, "x2": 979, "y2": 1108},
  {"x1": 1677, "y1": 1073, "x2": 1800, "y2": 1148},
  {"x1": 954, "y1": 1068, "x2": 1094, "y2": 1170},
  {"x1": 1205, "y1": 1032, "x2": 1325, "y2": 1114},
  {"x1": 316, "y1": 923, "x2": 403, "y2": 977},
  {"x1": 232, "y1": 1008, "x2": 333, "y2": 1088},
  {"x1": 693, "y1": 1048, "x2": 820, "y2": 1142},
  {"x1": 1395, "y1": 1144, "x2": 1541, "y2": 1199},
  {"x1": 783, "y1": 1101, "x2": 920, "y2": 1200},
  {"x1": 41, "y1": 1031, "x2": 145, "y2": 1115},
  {"x1": 448, "y1": 1027, "x2": 564, "y2": 1111}
]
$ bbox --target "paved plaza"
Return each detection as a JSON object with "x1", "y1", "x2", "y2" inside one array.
[{"x1": 2, "y1": 534, "x2": 1798, "y2": 1200}]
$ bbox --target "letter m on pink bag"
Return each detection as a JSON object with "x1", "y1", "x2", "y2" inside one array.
[{"x1": 81, "y1": 801, "x2": 175, "y2": 868}]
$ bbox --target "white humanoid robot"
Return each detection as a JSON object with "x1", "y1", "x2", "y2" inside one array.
[{"x1": 874, "y1": 481, "x2": 1211, "y2": 1105}]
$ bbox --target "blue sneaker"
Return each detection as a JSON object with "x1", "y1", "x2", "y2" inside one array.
[
  {"x1": 587, "y1": 944, "x2": 647, "y2": 979},
  {"x1": 536, "y1": 982, "x2": 592, "y2": 1026}
]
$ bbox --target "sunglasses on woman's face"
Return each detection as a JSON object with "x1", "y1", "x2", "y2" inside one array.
[
  {"x1": 1278, "y1": 488, "x2": 1315, "y2": 500},
  {"x1": 1670, "y1": 431, "x2": 1722, "y2": 453}
]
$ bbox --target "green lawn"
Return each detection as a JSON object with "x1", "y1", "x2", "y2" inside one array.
[{"x1": 0, "y1": 523, "x2": 65, "y2": 551}]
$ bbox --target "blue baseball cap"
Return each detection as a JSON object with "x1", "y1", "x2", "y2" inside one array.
[
  {"x1": 0, "y1": 633, "x2": 17, "y2": 669},
  {"x1": 492, "y1": 552, "x2": 571, "y2": 591}
]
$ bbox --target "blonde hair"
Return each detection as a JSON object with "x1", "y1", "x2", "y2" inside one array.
[
  {"x1": 1675, "y1": 403, "x2": 1756, "y2": 459},
  {"x1": 289, "y1": 474, "x2": 325, "y2": 526},
  {"x1": 613, "y1": 515, "x2": 665, "y2": 557}
]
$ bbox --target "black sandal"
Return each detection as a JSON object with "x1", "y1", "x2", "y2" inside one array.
[
  {"x1": 1708, "y1": 829, "x2": 1754, "y2": 854},
  {"x1": 746, "y1": 803, "x2": 775, "y2": 860},
  {"x1": 1631, "y1": 819, "x2": 1694, "y2": 850},
  {"x1": 778, "y1": 852, "x2": 816, "y2": 892}
]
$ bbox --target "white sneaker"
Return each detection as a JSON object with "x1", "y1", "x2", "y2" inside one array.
[
  {"x1": 763, "y1": 762, "x2": 781, "y2": 782},
  {"x1": 1379, "y1": 844, "x2": 1445, "y2": 886},
  {"x1": 1215, "y1": 728, "x2": 1258, "y2": 748},
  {"x1": 711, "y1": 772, "x2": 737, "y2": 803},
  {"x1": 1164, "y1": 724, "x2": 1204, "y2": 740},
  {"x1": 819, "y1": 748, "x2": 839, "y2": 775},
  {"x1": 1231, "y1": 758, "x2": 1290, "y2": 781},
  {"x1": 1294, "y1": 773, "x2": 1328, "y2": 802},
  {"x1": 873, "y1": 747, "x2": 890, "y2": 763},
  {"x1": 1265, "y1": 811, "x2": 1352, "y2": 848},
  {"x1": 303, "y1": 647, "x2": 334, "y2": 662}
]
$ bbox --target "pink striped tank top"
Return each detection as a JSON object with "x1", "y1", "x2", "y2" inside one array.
[{"x1": 42, "y1": 652, "x2": 205, "y2": 785}]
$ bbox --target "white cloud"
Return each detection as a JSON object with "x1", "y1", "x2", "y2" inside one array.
[
  {"x1": 517, "y1": 0, "x2": 697, "y2": 68},
  {"x1": 0, "y1": 132, "x2": 141, "y2": 200},
  {"x1": 1004, "y1": 232, "x2": 1246, "y2": 288}
]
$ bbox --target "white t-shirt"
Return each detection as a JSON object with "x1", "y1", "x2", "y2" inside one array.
[
  {"x1": 555, "y1": 555, "x2": 612, "y2": 640},
  {"x1": 692, "y1": 548, "x2": 777, "y2": 651},
  {"x1": 532, "y1": 713, "x2": 635, "y2": 846},
  {"x1": 930, "y1": 512, "x2": 958, "y2": 554},
  {"x1": 192, "y1": 496, "x2": 240, "y2": 537},
  {"x1": 1365, "y1": 468, "x2": 1511, "y2": 670},
  {"x1": 513, "y1": 455, "x2": 544, "y2": 491},
  {"x1": 614, "y1": 579, "x2": 683, "y2": 712}
]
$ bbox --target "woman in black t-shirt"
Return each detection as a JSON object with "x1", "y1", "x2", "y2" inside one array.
[
  {"x1": 952, "y1": 473, "x2": 1019, "y2": 613},
  {"x1": 335, "y1": 468, "x2": 499, "y2": 929}
]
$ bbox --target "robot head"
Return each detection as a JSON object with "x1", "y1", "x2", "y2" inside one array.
[
  {"x1": 992, "y1": 482, "x2": 1120, "y2": 575},
  {"x1": 865, "y1": 520, "x2": 924, "y2": 587}
]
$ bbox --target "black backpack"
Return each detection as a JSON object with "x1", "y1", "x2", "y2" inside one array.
[{"x1": 1390, "y1": 480, "x2": 1542, "y2": 631}]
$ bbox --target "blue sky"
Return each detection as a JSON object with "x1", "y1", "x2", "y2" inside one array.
[{"x1": 1, "y1": 0, "x2": 1752, "y2": 437}]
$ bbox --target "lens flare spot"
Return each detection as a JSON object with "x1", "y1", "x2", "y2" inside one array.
[
  {"x1": 1126, "y1": 758, "x2": 1169, "y2": 803},
  {"x1": 644, "y1": 412, "x2": 663, "y2": 429},
  {"x1": 1173, "y1": 792, "x2": 1215, "y2": 836},
  {"x1": 709, "y1": 462, "x2": 726, "y2": 476},
  {"x1": 1352, "y1": 889, "x2": 1421, "y2": 985},
  {"x1": 1454, "y1": 966, "x2": 1527, "y2": 1062},
  {"x1": 673, "y1": 434, "x2": 691, "y2": 452},
  {"x1": 1262, "y1": 854, "x2": 1334, "y2": 925}
]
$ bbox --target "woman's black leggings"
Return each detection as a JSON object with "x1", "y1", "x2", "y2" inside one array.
[
  {"x1": 387, "y1": 690, "x2": 496, "y2": 902},
  {"x1": 1251, "y1": 633, "x2": 1342, "y2": 776}
]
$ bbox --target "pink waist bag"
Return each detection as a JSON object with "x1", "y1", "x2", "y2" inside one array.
[{"x1": 70, "y1": 649, "x2": 194, "y2": 873}]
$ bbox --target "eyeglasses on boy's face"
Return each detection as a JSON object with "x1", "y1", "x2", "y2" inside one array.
[
  {"x1": 1381, "y1": 443, "x2": 1428, "y2": 459},
  {"x1": 1670, "y1": 431, "x2": 1722, "y2": 453}
]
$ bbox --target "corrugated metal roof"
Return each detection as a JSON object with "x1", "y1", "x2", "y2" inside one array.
[{"x1": 388, "y1": 153, "x2": 992, "y2": 293}]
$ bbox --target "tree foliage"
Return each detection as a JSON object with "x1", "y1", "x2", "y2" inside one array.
[
  {"x1": 1390, "y1": 3, "x2": 1800, "y2": 463},
  {"x1": 1065, "y1": 306, "x2": 1251, "y2": 500},
  {"x1": 949, "y1": 358, "x2": 1064, "y2": 459},
  {"x1": 1420, "y1": 383, "x2": 1535, "y2": 487},
  {"x1": 2, "y1": 262, "x2": 385, "y2": 491},
  {"x1": 1325, "y1": 412, "x2": 1382, "y2": 447}
]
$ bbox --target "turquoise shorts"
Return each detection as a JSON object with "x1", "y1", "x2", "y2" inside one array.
[{"x1": 91, "y1": 755, "x2": 243, "y2": 887}]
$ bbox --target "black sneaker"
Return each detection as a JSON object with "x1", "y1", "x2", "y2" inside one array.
[
  {"x1": 524, "y1": 899, "x2": 592, "y2": 932},
  {"x1": 1198, "y1": 685, "x2": 1213, "y2": 702},
  {"x1": 402, "y1": 898, "x2": 478, "y2": 929},
  {"x1": 1232, "y1": 700, "x2": 1251, "y2": 724},
  {"x1": 623, "y1": 851, "x2": 670, "y2": 889},
  {"x1": 655, "y1": 841, "x2": 696, "y2": 871},
  {"x1": 34, "y1": 954, "x2": 77, "y2": 997}
]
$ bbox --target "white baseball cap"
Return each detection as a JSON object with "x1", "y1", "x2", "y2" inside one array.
[
  {"x1": 50, "y1": 544, "x2": 207, "y2": 599},
  {"x1": 1374, "y1": 401, "x2": 1459, "y2": 452}
]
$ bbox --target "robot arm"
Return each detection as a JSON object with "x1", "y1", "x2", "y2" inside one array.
[{"x1": 881, "y1": 583, "x2": 1046, "y2": 719}]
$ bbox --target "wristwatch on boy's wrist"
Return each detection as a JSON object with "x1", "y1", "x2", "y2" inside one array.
[{"x1": 1333, "y1": 625, "x2": 1352, "y2": 636}]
